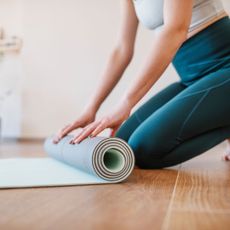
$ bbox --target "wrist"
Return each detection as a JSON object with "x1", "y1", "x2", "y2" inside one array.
[
  {"x1": 83, "y1": 103, "x2": 99, "y2": 115},
  {"x1": 120, "y1": 95, "x2": 133, "y2": 112}
]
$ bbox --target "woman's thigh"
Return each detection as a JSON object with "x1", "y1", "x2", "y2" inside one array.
[
  {"x1": 127, "y1": 69, "x2": 230, "y2": 164},
  {"x1": 115, "y1": 81, "x2": 186, "y2": 141}
]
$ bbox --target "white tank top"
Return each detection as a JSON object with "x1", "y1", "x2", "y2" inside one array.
[{"x1": 132, "y1": 0, "x2": 225, "y2": 32}]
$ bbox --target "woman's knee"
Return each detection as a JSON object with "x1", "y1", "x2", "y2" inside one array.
[
  {"x1": 115, "y1": 112, "x2": 143, "y2": 142},
  {"x1": 128, "y1": 136, "x2": 176, "y2": 169},
  {"x1": 127, "y1": 131, "x2": 167, "y2": 169},
  {"x1": 114, "y1": 125, "x2": 129, "y2": 142}
]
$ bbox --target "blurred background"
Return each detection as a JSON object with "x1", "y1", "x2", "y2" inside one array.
[{"x1": 0, "y1": 0, "x2": 229, "y2": 140}]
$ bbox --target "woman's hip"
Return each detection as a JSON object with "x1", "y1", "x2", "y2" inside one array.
[{"x1": 172, "y1": 16, "x2": 230, "y2": 86}]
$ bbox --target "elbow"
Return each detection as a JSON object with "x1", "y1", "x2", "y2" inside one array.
[
  {"x1": 161, "y1": 25, "x2": 188, "y2": 46},
  {"x1": 113, "y1": 44, "x2": 134, "y2": 65},
  {"x1": 175, "y1": 27, "x2": 188, "y2": 44},
  {"x1": 124, "y1": 49, "x2": 134, "y2": 64}
]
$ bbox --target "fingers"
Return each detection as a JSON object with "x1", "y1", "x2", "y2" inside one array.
[
  {"x1": 224, "y1": 154, "x2": 230, "y2": 161},
  {"x1": 53, "y1": 125, "x2": 69, "y2": 143},
  {"x1": 53, "y1": 122, "x2": 79, "y2": 143},
  {"x1": 91, "y1": 119, "x2": 108, "y2": 137},
  {"x1": 223, "y1": 143, "x2": 230, "y2": 161},
  {"x1": 110, "y1": 126, "x2": 120, "y2": 137},
  {"x1": 60, "y1": 123, "x2": 76, "y2": 137},
  {"x1": 70, "y1": 118, "x2": 110, "y2": 144},
  {"x1": 55, "y1": 116, "x2": 115, "y2": 145},
  {"x1": 70, "y1": 121, "x2": 101, "y2": 144}
]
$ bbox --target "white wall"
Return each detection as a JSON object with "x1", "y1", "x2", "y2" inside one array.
[
  {"x1": 0, "y1": 0, "x2": 23, "y2": 138},
  {"x1": 1, "y1": 0, "x2": 230, "y2": 138}
]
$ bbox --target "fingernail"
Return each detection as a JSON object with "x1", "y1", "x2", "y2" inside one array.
[
  {"x1": 53, "y1": 139, "x2": 58, "y2": 143},
  {"x1": 224, "y1": 155, "x2": 229, "y2": 161},
  {"x1": 74, "y1": 139, "x2": 80, "y2": 144},
  {"x1": 69, "y1": 139, "x2": 74, "y2": 144}
]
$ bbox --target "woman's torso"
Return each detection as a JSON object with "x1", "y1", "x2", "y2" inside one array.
[{"x1": 132, "y1": 0, "x2": 227, "y2": 38}]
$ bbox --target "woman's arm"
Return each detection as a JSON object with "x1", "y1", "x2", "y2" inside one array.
[
  {"x1": 54, "y1": 0, "x2": 138, "y2": 143},
  {"x1": 86, "y1": 0, "x2": 139, "y2": 113},
  {"x1": 68, "y1": 0, "x2": 195, "y2": 144},
  {"x1": 67, "y1": 0, "x2": 195, "y2": 144},
  {"x1": 121, "y1": 0, "x2": 193, "y2": 109}
]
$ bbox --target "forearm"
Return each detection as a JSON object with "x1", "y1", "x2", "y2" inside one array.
[
  {"x1": 85, "y1": 46, "x2": 132, "y2": 112},
  {"x1": 122, "y1": 28, "x2": 187, "y2": 109}
]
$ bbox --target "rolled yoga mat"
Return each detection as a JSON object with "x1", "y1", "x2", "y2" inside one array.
[{"x1": 0, "y1": 135, "x2": 135, "y2": 188}]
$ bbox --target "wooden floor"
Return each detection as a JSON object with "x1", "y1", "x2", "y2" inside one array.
[{"x1": 0, "y1": 139, "x2": 230, "y2": 230}]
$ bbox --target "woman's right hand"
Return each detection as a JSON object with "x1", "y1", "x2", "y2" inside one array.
[
  {"x1": 53, "y1": 109, "x2": 96, "y2": 144},
  {"x1": 224, "y1": 138, "x2": 230, "y2": 161}
]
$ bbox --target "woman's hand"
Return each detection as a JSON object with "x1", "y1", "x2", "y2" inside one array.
[
  {"x1": 224, "y1": 138, "x2": 230, "y2": 161},
  {"x1": 69, "y1": 99, "x2": 132, "y2": 144},
  {"x1": 53, "y1": 108, "x2": 96, "y2": 144}
]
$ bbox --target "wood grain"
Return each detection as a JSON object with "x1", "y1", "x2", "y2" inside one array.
[
  {"x1": 163, "y1": 142, "x2": 230, "y2": 230},
  {"x1": 167, "y1": 211, "x2": 230, "y2": 230}
]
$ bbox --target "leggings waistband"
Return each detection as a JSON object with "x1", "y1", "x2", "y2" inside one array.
[{"x1": 172, "y1": 16, "x2": 230, "y2": 86}]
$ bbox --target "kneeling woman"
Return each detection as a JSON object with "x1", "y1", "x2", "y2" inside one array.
[{"x1": 54, "y1": 0, "x2": 230, "y2": 169}]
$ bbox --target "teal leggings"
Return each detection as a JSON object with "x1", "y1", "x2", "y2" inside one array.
[{"x1": 115, "y1": 17, "x2": 230, "y2": 169}]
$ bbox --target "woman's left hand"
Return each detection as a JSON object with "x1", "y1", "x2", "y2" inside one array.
[{"x1": 70, "y1": 99, "x2": 132, "y2": 144}]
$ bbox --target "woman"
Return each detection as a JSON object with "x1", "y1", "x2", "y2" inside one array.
[{"x1": 54, "y1": 0, "x2": 230, "y2": 168}]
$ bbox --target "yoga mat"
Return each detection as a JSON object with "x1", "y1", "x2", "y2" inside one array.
[{"x1": 0, "y1": 136, "x2": 135, "y2": 188}]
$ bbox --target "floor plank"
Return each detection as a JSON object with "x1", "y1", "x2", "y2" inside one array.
[
  {"x1": 167, "y1": 211, "x2": 230, "y2": 230},
  {"x1": 164, "y1": 141, "x2": 230, "y2": 230}
]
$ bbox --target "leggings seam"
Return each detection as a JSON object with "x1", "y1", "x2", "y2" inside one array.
[
  {"x1": 176, "y1": 77, "x2": 230, "y2": 100},
  {"x1": 176, "y1": 89, "x2": 210, "y2": 141},
  {"x1": 134, "y1": 112, "x2": 143, "y2": 125}
]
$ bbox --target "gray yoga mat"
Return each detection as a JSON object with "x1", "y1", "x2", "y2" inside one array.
[
  {"x1": 0, "y1": 135, "x2": 135, "y2": 188},
  {"x1": 44, "y1": 135, "x2": 135, "y2": 182}
]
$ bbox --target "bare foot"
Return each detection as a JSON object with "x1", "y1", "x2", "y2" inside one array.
[{"x1": 223, "y1": 138, "x2": 230, "y2": 161}]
